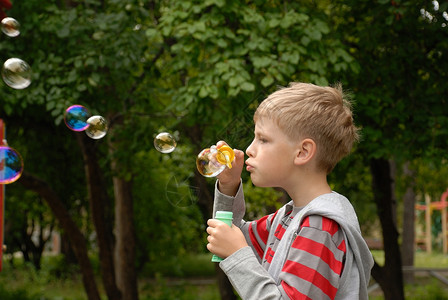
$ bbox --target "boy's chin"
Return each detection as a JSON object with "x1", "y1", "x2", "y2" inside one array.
[{"x1": 250, "y1": 176, "x2": 273, "y2": 188}]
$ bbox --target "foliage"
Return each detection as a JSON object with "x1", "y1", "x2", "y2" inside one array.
[
  {"x1": 1, "y1": 0, "x2": 448, "y2": 298},
  {"x1": 152, "y1": 0, "x2": 359, "y2": 143},
  {"x1": 133, "y1": 144, "x2": 207, "y2": 269},
  {"x1": 1, "y1": 112, "x2": 87, "y2": 269},
  {"x1": 333, "y1": 0, "x2": 448, "y2": 161},
  {"x1": 405, "y1": 279, "x2": 448, "y2": 300},
  {"x1": 0, "y1": 285, "x2": 37, "y2": 300},
  {"x1": 329, "y1": 150, "x2": 377, "y2": 233},
  {"x1": 140, "y1": 278, "x2": 220, "y2": 300},
  {"x1": 243, "y1": 180, "x2": 284, "y2": 219},
  {"x1": 141, "y1": 253, "x2": 215, "y2": 278}
]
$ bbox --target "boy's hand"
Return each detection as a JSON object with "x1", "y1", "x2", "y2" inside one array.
[
  {"x1": 206, "y1": 219, "x2": 248, "y2": 259},
  {"x1": 216, "y1": 141, "x2": 244, "y2": 196}
]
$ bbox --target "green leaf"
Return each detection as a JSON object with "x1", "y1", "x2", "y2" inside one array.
[
  {"x1": 215, "y1": 39, "x2": 227, "y2": 48},
  {"x1": 74, "y1": 59, "x2": 83, "y2": 68},
  {"x1": 306, "y1": 27, "x2": 322, "y2": 40},
  {"x1": 300, "y1": 36, "x2": 311, "y2": 46},
  {"x1": 281, "y1": 52, "x2": 300, "y2": 64},
  {"x1": 251, "y1": 56, "x2": 271, "y2": 68},
  {"x1": 199, "y1": 86, "x2": 208, "y2": 98},
  {"x1": 56, "y1": 25, "x2": 70, "y2": 38},
  {"x1": 240, "y1": 82, "x2": 255, "y2": 92},
  {"x1": 268, "y1": 18, "x2": 280, "y2": 28},
  {"x1": 261, "y1": 75, "x2": 274, "y2": 87},
  {"x1": 228, "y1": 75, "x2": 244, "y2": 87}
]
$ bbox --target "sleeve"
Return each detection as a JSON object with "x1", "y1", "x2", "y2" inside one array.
[
  {"x1": 278, "y1": 216, "x2": 346, "y2": 299},
  {"x1": 220, "y1": 216, "x2": 346, "y2": 300},
  {"x1": 214, "y1": 180, "x2": 277, "y2": 261},
  {"x1": 220, "y1": 246, "x2": 286, "y2": 300}
]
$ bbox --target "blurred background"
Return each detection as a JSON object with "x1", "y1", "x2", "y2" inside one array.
[{"x1": 0, "y1": 0, "x2": 448, "y2": 299}]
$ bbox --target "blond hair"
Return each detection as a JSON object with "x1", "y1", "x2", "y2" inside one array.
[{"x1": 254, "y1": 82, "x2": 360, "y2": 174}]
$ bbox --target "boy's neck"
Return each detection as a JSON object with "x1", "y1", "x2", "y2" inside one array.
[{"x1": 285, "y1": 172, "x2": 332, "y2": 208}]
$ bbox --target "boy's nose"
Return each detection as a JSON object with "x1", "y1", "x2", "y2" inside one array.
[{"x1": 246, "y1": 141, "x2": 254, "y2": 157}]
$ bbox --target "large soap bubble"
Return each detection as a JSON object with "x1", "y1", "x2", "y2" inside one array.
[
  {"x1": 154, "y1": 132, "x2": 177, "y2": 153},
  {"x1": 2, "y1": 58, "x2": 32, "y2": 89},
  {"x1": 0, "y1": 146, "x2": 24, "y2": 184}
]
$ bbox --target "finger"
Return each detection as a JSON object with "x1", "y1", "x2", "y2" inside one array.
[
  {"x1": 233, "y1": 149, "x2": 245, "y2": 162},
  {"x1": 216, "y1": 141, "x2": 228, "y2": 148},
  {"x1": 234, "y1": 149, "x2": 245, "y2": 157},
  {"x1": 208, "y1": 218, "x2": 224, "y2": 227}
]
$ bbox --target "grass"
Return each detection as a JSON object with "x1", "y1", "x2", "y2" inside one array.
[
  {"x1": 371, "y1": 249, "x2": 448, "y2": 268},
  {"x1": 0, "y1": 253, "x2": 220, "y2": 300},
  {"x1": 370, "y1": 250, "x2": 448, "y2": 299},
  {"x1": 1, "y1": 251, "x2": 448, "y2": 299}
]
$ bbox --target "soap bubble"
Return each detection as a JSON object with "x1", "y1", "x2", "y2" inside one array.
[
  {"x1": 154, "y1": 132, "x2": 177, "y2": 153},
  {"x1": 1, "y1": 17, "x2": 20, "y2": 37},
  {"x1": 0, "y1": 146, "x2": 24, "y2": 184},
  {"x1": 64, "y1": 105, "x2": 90, "y2": 132},
  {"x1": 2, "y1": 58, "x2": 32, "y2": 89},
  {"x1": 85, "y1": 115, "x2": 108, "y2": 139},
  {"x1": 196, "y1": 145, "x2": 234, "y2": 177}
]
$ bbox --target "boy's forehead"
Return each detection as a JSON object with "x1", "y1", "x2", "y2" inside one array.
[{"x1": 254, "y1": 117, "x2": 278, "y2": 132}]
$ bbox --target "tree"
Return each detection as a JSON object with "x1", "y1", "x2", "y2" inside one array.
[
  {"x1": 1, "y1": 1, "x2": 206, "y2": 299},
  {"x1": 1, "y1": 0, "x2": 150, "y2": 298},
  {"x1": 334, "y1": 0, "x2": 448, "y2": 298},
  {"x1": 0, "y1": 109, "x2": 101, "y2": 300}
]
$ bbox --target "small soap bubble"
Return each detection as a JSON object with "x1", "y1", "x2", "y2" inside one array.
[
  {"x1": 154, "y1": 132, "x2": 177, "y2": 153},
  {"x1": 0, "y1": 146, "x2": 24, "y2": 184},
  {"x1": 2, "y1": 58, "x2": 32, "y2": 89},
  {"x1": 1, "y1": 17, "x2": 20, "y2": 37},
  {"x1": 64, "y1": 105, "x2": 90, "y2": 132},
  {"x1": 85, "y1": 115, "x2": 108, "y2": 139}
]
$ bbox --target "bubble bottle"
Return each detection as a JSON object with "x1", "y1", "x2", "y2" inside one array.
[
  {"x1": 211, "y1": 211, "x2": 233, "y2": 262},
  {"x1": 196, "y1": 144, "x2": 235, "y2": 177}
]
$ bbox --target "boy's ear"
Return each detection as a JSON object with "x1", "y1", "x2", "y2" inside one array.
[{"x1": 294, "y1": 138, "x2": 316, "y2": 165}]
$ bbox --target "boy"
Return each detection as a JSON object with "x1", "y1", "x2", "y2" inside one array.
[{"x1": 206, "y1": 82, "x2": 374, "y2": 299}]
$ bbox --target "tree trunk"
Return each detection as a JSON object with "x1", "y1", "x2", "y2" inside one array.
[
  {"x1": 195, "y1": 170, "x2": 236, "y2": 300},
  {"x1": 112, "y1": 177, "x2": 138, "y2": 300},
  {"x1": 369, "y1": 158, "x2": 404, "y2": 300},
  {"x1": 401, "y1": 161, "x2": 416, "y2": 283},
  {"x1": 61, "y1": 233, "x2": 78, "y2": 265},
  {"x1": 76, "y1": 133, "x2": 121, "y2": 300},
  {"x1": 107, "y1": 115, "x2": 138, "y2": 300},
  {"x1": 18, "y1": 171, "x2": 101, "y2": 300},
  {"x1": 216, "y1": 264, "x2": 236, "y2": 299},
  {"x1": 185, "y1": 124, "x2": 237, "y2": 300}
]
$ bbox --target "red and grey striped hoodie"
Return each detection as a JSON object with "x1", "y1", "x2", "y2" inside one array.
[{"x1": 213, "y1": 181, "x2": 374, "y2": 300}]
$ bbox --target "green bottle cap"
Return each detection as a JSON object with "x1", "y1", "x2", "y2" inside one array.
[{"x1": 215, "y1": 211, "x2": 233, "y2": 219}]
